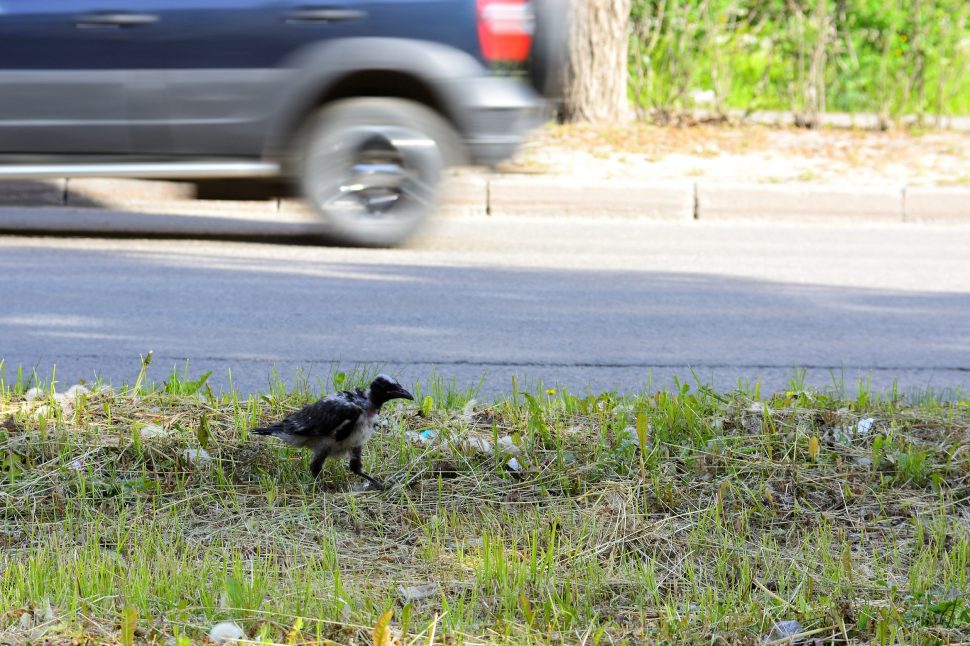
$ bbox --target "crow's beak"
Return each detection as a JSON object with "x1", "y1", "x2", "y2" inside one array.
[{"x1": 394, "y1": 387, "x2": 414, "y2": 401}]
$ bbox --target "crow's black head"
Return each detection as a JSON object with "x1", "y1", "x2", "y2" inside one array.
[{"x1": 368, "y1": 374, "x2": 414, "y2": 408}]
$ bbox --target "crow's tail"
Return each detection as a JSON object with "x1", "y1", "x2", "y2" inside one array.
[{"x1": 251, "y1": 423, "x2": 280, "y2": 436}]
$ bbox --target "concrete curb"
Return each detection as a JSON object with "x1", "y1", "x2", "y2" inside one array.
[
  {"x1": 487, "y1": 176, "x2": 694, "y2": 220},
  {"x1": 696, "y1": 183, "x2": 905, "y2": 222},
  {"x1": 1, "y1": 175, "x2": 968, "y2": 223}
]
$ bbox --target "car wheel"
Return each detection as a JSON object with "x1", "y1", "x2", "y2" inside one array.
[
  {"x1": 529, "y1": 0, "x2": 570, "y2": 102},
  {"x1": 298, "y1": 98, "x2": 461, "y2": 247}
]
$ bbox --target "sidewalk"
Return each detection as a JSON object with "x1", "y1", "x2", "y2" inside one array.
[{"x1": 2, "y1": 123, "x2": 969, "y2": 223}]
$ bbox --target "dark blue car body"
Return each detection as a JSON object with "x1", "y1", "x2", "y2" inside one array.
[{"x1": 0, "y1": 0, "x2": 559, "y2": 244}]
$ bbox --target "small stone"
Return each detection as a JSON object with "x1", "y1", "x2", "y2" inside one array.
[
  {"x1": 429, "y1": 460, "x2": 459, "y2": 478},
  {"x1": 208, "y1": 621, "x2": 245, "y2": 644},
  {"x1": 1, "y1": 417, "x2": 22, "y2": 434},
  {"x1": 506, "y1": 457, "x2": 522, "y2": 472}
]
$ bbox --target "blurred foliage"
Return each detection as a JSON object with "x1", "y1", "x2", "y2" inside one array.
[{"x1": 629, "y1": 0, "x2": 970, "y2": 123}]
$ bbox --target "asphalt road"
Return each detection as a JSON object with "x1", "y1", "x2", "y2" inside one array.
[{"x1": 2, "y1": 206, "x2": 969, "y2": 398}]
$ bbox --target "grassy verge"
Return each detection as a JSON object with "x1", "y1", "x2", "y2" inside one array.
[{"x1": 1, "y1": 363, "x2": 968, "y2": 644}]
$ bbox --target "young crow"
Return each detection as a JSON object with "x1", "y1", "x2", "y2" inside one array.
[{"x1": 252, "y1": 375, "x2": 413, "y2": 490}]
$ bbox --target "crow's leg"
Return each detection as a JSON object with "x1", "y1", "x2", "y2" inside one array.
[
  {"x1": 309, "y1": 447, "x2": 330, "y2": 478},
  {"x1": 349, "y1": 446, "x2": 384, "y2": 490}
]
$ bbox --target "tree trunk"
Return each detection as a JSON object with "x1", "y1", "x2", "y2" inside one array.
[{"x1": 563, "y1": 0, "x2": 632, "y2": 123}]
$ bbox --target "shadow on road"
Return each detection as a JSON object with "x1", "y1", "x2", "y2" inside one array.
[{"x1": 2, "y1": 239, "x2": 968, "y2": 395}]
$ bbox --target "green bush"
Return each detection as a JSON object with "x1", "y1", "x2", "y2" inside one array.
[{"x1": 629, "y1": 0, "x2": 970, "y2": 121}]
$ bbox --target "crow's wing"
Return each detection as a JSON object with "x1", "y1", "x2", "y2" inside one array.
[{"x1": 258, "y1": 394, "x2": 363, "y2": 439}]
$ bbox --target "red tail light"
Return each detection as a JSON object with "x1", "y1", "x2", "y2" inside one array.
[{"x1": 476, "y1": 0, "x2": 534, "y2": 63}]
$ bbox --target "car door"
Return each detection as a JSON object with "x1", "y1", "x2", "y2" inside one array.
[
  {"x1": 124, "y1": 0, "x2": 368, "y2": 157},
  {"x1": 0, "y1": 0, "x2": 149, "y2": 155}
]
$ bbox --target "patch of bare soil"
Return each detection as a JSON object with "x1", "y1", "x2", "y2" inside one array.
[{"x1": 500, "y1": 122, "x2": 970, "y2": 187}]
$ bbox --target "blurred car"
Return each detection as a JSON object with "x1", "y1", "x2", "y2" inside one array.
[{"x1": 0, "y1": 0, "x2": 565, "y2": 245}]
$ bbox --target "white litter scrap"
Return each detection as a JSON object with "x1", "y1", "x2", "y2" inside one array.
[
  {"x1": 54, "y1": 393, "x2": 75, "y2": 414},
  {"x1": 496, "y1": 435, "x2": 520, "y2": 455},
  {"x1": 208, "y1": 621, "x2": 245, "y2": 644},
  {"x1": 832, "y1": 427, "x2": 853, "y2": 446},
  {"x1": 506, "y1": 457, "x2": 522, "y2": 472},
  {"x1": 64, "y1": 384, "x2": 90, "y2": 398},
  {"x1": 182, "y1": 448, "x2": 212, "y2": 466},
  {"x1": 398, "y1": 582, "x2": 439, "y2": 603},
  {"x1": 461, "y1": 399, "x2": 478, "y2": 423},
  {"x1": 618, "y1": 426, "x2": 640, "y2": 450},
  {"x1": 690, "y1": 88, "x2": 717, "y2": 106},
  {"x1": 856, "y1": 418, "x2": 875, "y2": 436},
  {"x1": 833, "y1": 417, "x2": 877, "y2": 445},
  {"x1": 24, "y1": 387, "x2": 45, "y2": 402},
  {"x1": 764, "y1": 619, "x2": 804, "y2": 643},
  {"x1": 461, "y1": 436, "x2": 492, "y2": 454},
  {"x1": 137, "y1": 424, "x2": 168, "y2": 440},
  {"x1": 406, "y1": 429, "x2": 439, "y2": 446}
]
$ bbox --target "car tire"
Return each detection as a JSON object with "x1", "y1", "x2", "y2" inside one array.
[
  {"x1": 528, "y1": 0, "x2": 570, "y2": 102},
  {"x1": 298, "y1": 98, "x2": 462, "y2": 247}
]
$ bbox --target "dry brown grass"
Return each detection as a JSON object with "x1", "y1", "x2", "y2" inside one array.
[{"x1": 1, "y1": 372, "x2": 968, "y2": 644}]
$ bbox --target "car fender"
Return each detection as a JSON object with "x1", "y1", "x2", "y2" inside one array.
[{"x1": 264, "y1": 37, "x2": 486, "y2": 161}]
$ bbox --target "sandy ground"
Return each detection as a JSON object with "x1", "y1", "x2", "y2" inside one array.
[{"x1": 498, "y1": 122, "x2": 970, "y2": 187}]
